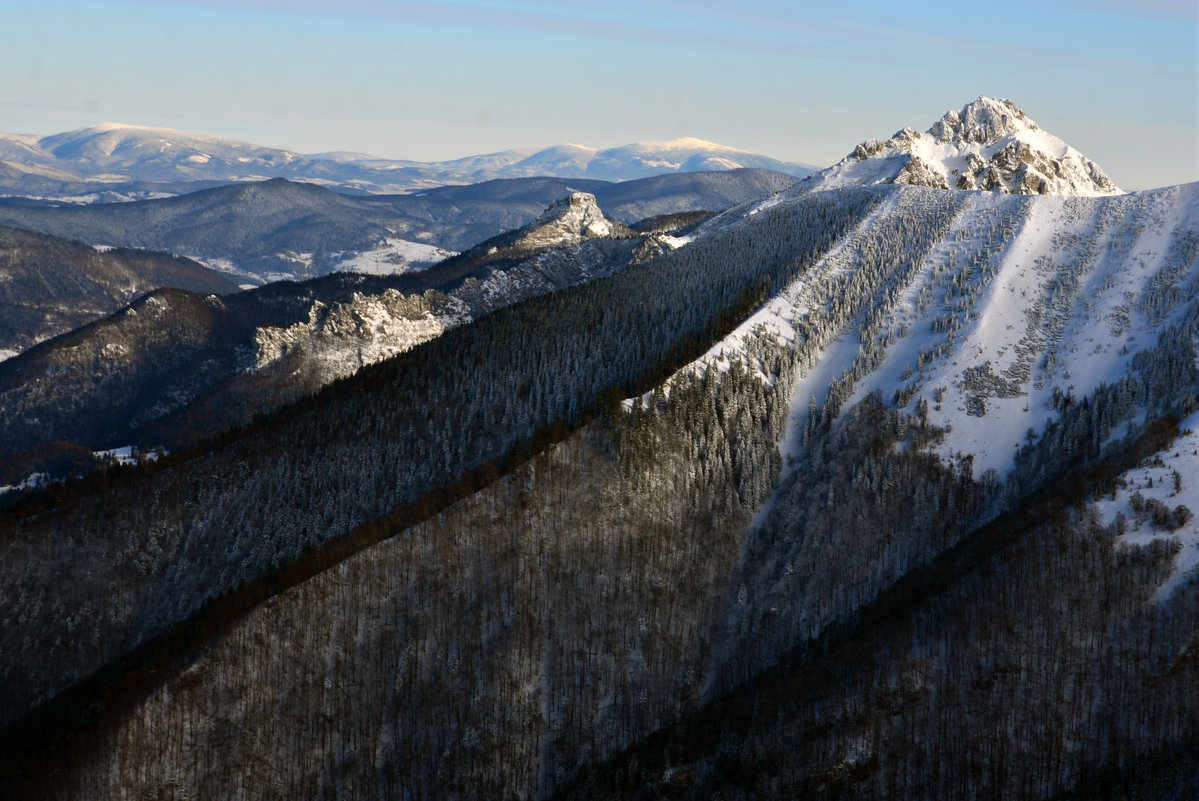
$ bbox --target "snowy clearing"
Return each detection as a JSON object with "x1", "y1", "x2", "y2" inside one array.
[{"x1": 332, "y1": 238, "x2": 456, "y2": 276}]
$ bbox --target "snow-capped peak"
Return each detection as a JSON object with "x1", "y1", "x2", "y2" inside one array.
[
  {"x1": 556, "y1": 143, "x2": 602, "y2": 154},
  {"x1": 805, "y1": 96, "x2": 1121, "y2": 197},
  {"x1": 631, "y1": 137, "x2": 747, "y2": 153},
  {"x1": 0, "y1": 123, "x2": 817, "y2": 199}
]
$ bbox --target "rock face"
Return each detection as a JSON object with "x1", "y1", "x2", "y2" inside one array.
[
  {"x1": 928, "y1": 96, "x2": 1033, "y2": 146},
  {"x1": 249, "y1": 289, "x2": 470, "y2": 390},
  {"x1": 250, "y1": 194, "x2": 638, "y2": 395},
  {"x1": 804, "y1": 96, "x2": 1121, "y2": 196}
]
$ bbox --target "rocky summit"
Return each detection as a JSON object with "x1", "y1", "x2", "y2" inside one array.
[{"x1": 805, "y1": 96, "x2": 1121, "y2": 196}]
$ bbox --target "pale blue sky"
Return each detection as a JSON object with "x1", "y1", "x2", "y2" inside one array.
[{"x1": 1, "y1": 0, "x2": 1195, "y2": 189}]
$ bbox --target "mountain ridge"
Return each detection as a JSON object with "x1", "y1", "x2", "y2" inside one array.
[
  {"x1": 0, "y1": 191, "x2": 650, "y2": 461},
  {"x1": 0, "y1": 225, "x2": 238, "y2": 355},
  {"x1": 3, "y1": 177, "x2": 1198, "y2": 800}
]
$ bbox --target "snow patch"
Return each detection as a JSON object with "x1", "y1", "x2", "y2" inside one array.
[
  {"x1": 188, "y1": 256, "x2": 262, "y2": 284},
  {"x1": 1092, "y1": 410, "x2": 1199, "y2": 599},
  {"x1": 660, "y1": 234, "x2": 695, "y2": 250},
  {"x1": 93, "y1": 445, "x2": 160, "y2": 465},
  {"x1": 0, "y1": 472, "x2": 48, "y2": 496},
  {"x1": 275, "y1": 251, "x2": 315, "y2": 268}
]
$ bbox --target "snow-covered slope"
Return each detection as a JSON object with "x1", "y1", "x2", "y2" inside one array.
[
  {"x1": 0, "y1": 125, "x2": 815, "y2": 200},
  {"x1": 35, "y1": 123, "x2": 303, "y2": 176},
  {"x1": 654, "y1": 178, "x2": 1198, "y2": 592},
  {"x1": 328, "y1": 137, "x2": 815, "y2": 183},
  {"x1": 803, "y1": 97, "x2": 1120, "y2": 196},
  {"x1": 1093, "y1": 407, "x2": 1199, "y2": 599},
  {"x1": 438, "y1": 143, "x2": 598, "y2": 179}
]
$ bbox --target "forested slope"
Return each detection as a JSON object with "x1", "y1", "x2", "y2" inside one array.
[
  {"x1": 0, "y1": 225, "x2": 236, "y2": 354},
  {"x1": 0, "y1": 187, "x2": 874, "y2": 735}
]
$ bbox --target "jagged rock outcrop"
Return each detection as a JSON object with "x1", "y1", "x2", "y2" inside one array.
[
  {"x1": 893, "y1": 155, "x2": 951, "y2": 189},
  {"x1": 503, "y1": 192, "x2": 633, "y2": 253},
  {"x1": 433, "y1": 192, "x2": 636, "y2": 276},
  {"x1": 516, "y1": 192, "x2": 616, "y2": 245},
  {"x1": 250, "y1": 290, "x2": 469, "y2": 376}
]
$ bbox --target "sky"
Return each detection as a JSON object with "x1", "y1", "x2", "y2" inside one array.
[{"x1": 0, "y1": 0, "x2": 1195, "y2": 190}]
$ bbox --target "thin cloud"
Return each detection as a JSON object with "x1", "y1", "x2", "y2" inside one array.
[
  {"x1": 1052, "y1": 0, "x2": 1197, "y2": 20},
  {"x1": 85, "y1": 0, "x2": 1193, "y2": 80}
]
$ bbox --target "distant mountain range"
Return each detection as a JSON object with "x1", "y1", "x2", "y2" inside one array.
[{"x1": 0, "y1": 124, "x2": 816, "y2": 201}]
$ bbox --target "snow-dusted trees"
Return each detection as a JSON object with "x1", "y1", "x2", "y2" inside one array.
[{"x1": 5, "y1": 184, "x2": 1198, "y2": 801}]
